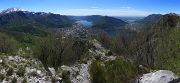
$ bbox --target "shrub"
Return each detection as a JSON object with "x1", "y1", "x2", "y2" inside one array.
[
  {"x1": 90, "y1": 57, "x2": 138, "y2": 83},
  {"x1": 104, "y1": 58, "x2": 138, "y2": 83},
  {"x1": 0, "y1": 33, "x2": 17, "y2": 54},
  {"x1": 0, "y1": 74, "x2": 5, "y2": 81},
  {"x1": 90, "y1": 60, "x2": 105, "y2": 83},
  {"x1": 7, "y1": 67, "x2": 14, "y2": 76},
  {"x1": 12, "y1": 77, "x2": 17, "y2": 83},
  {"x1": 107, "y1": 50, "x2": 113, "y2": 56},
  {"x1": 62, "y1": 71, "x2": 71, "y2": 83},
  {"x1": 51, "y1": 76, "x2": 56, "y2": 83},
  {"x1": 1, "y1": 59, "x2": 8, "y2": 67},
  {"x1": 22, "y1": 78, "x2": 27, "y2": 83},
  {"x1": 94, "y1": 55, "x2": 101, "y2": 60},
  {"x1": 16, "y1": 67, "x2": 25, "y2": 77},
  {"x1": 33, "y1": 32, "x2": 89, "y2": 69},
  {"x1": 29, "y1": 71, "x2": 39, "y2": 77}
]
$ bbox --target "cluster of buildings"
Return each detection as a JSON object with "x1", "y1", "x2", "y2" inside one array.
[{"x1": 58, "y1": 23, "x2": 103, "y2": 38}]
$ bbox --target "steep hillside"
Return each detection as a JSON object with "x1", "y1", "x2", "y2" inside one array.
[
  {"x1": 92, "y1": 16, "x2": 127, "y2": 29},
  {"x1": 126, "y1": 13, "x2": 180, "y2": 74},
  {"x1": 135, "y1": 14, "x2": 162, "y2": 27}
]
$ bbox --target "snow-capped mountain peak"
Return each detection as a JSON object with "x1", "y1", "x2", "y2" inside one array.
[{"x1": 0, "y1": 7, "x2": 26, "y2": 14}]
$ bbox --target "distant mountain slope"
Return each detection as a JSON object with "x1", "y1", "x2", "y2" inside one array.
[
  {"x1": 135, "y1": 14, "x2": 162, "y2": 27},
  {"x1": 0, "y1": 8, "x2": 74, "y2": 35},
  {"x1": 68, "y1": 15, "x2": 102, "y2": 22},
  {"x1": 92, "y1": 16, "x2": 127, "y2": 29},
  {"x1": 85, "y1": 15, "x2": 102, "y2": 21}
]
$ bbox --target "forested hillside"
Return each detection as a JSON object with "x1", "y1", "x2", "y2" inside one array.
[
  {"x1": 92, "y1": 16, "x2": 127, "y2": 29},
  {"x1": 0, "y1": 11, "x2": 73, "y2": 35},
  {"x1": 131, "y1": 14, "x2": 180, "y2": 74},
  {"x1": 135, "y1": 14, "x2": 162, "y2": 27}
]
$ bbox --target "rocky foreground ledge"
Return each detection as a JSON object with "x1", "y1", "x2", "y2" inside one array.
[{"x1": 133, "y1": 70, "x2": 179, "y2": 83}]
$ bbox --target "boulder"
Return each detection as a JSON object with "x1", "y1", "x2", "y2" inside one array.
[
  {"x1": 48, "y1": 67, "x2": 56, "y2": 75},
  {"x1": 0, "y1": 59, "x2": 2, "y2": 63},
  {"x1": 57, "y1": 77, "x2": 63, "y2": 83},
  {"x1": 26, "y1": 47, "x2": 30, "y2": 50},
  {"x1": 137, "y1": 70, "x2": 178, "y2": 83},
  {"x1": 8, "y1": 56, "x2": 14, "y2": 61}
]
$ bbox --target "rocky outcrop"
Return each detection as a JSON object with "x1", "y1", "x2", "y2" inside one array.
[
  {"x1": 61, "y1": 64, "x2": 91, "y2": 83},
  {"x1": 0, "y1": 54, "x2": 61, "y2": 83},
  {"x1": 61, "y1": 39, "x2": 116, "y2": 83},
  {"x1": 0, "y1": 39, "x2": 117, "y2": 83},
  {"x1": 133, "y1": 70, "x2": 179, "y2": 83}
]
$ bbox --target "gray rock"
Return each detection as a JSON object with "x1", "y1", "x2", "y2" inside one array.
[
  {"x1": 8, "y1": 56, "x2": 14, "y2": 61},
  {"x1": 37, "y1": 70, "x2": 41, "y2": 75},
  {"x1": 0, "y1": 59, "x2": 2, "y2": 63},
  {"x1": 107, "y1": 56, "x2": 116, "y2": 60},
  {"x1": 138, "y1": 70, "x2": 178, "y2": 83},
  {"x1": 61, "y1": 65, "x2": 72, "y2": 71},
  {"x1": 32, "y1": 59, "x2": 42, "y2": 65},
  {"x1": 48, "y1": 67, "x2": 56, "y2": 75},
  {"x1": 139, "y1": 65, "x2": 143, "y2": 69},
  {"x1": 26, "y1": 47, "x2": 30, "y2": 50},
  {"x1": 101, "y1": 55, "x2": 116, "y2": 61},
  {"x1": 0, "y1": 69, "x2": 6, "y2": 74}
]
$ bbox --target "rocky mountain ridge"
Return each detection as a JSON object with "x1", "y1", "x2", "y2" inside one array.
[{"x1": 0, "y1": 7, "x2": 26, "y2": 14}]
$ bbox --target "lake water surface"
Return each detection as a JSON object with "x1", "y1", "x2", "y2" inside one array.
[
  {"x1": 77, "y1": 20, "x2": 92, "y2": 27},
  {"x1": 77, "y1": 20, "x2": 127, "y2": 35}
]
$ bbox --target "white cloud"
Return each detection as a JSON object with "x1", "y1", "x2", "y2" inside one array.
[
  {"x1": 56, "y1": 8, "x2": 152, "y2": 16},
  {"x1": 120, "y1": 7, "x2": 131, "y2": 9},
  {"x1": 91, "y1": 7, "x2": 99, "y2": 9}
]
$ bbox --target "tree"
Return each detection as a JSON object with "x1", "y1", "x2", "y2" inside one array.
[
  {"x1": 34, "y1": 32, "x2": 89, "y2": 69},
  {"x1": 0, "y1": 33, "x2": 16, "y2": 53}
]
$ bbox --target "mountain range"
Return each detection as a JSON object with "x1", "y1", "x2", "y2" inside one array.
[
  {"x1": 0, "y1": 7, "x2": 26, "y2": 14},
  {"x1": 0, "y1": 7, "x2": 74, "y2": 35}
]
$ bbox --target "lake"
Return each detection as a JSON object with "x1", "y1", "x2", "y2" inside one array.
[
  {"x1": 77, "y1": 20, "x2": 92, "y2": 27},
  {"x1": 77, "y1": 20, "x2": 127, "y2": 35}
]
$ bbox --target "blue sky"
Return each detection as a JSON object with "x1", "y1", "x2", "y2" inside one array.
[{"x1": 0, "y1": 0, "x2": 180, "y2": 16}]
